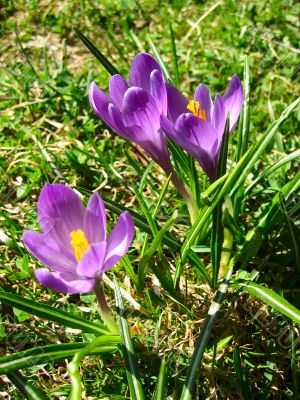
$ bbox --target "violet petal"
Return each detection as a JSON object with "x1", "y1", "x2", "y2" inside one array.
[
  {"x1": 223, "y1": 75, "x2": 244, "y2": 132},
  {"x1": 35, "y1": 269, "x2": 94, "y2": 294},
  {"x1": 194, "y1": 83, "x2": 213, "y2": 122},
  {"x1": 83, "y1": 193, "x2": 107, "y2": 244},
  {"x1": 109, "y1": 74, "x2": 130, "y2": 109},
  {"x1": 150, "y1": 69, "x2": 167, "y2": 115},
  {"x1": 77, "y1": 241, "x2": 107, "y2": 278},
  {"x1": 23, "y1": 230, "x2": 76, "y2": 273},
  {"x1": 129, "y1": 53, "x2": 162, "y2": 92},
  {"x1": 212, "y1": 94, "x2": 226, "y2": 141},
  {"x1": 122, "y1": 87, "x2": 161, "y2": 132},
  {"x1": 166, "y1": 83, "x2": 188, "y2": 124},
  {"x1": 103, "y1": 211, "x2": 134, "y2": 272}
]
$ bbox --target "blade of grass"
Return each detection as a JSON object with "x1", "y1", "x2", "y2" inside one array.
[
  {"x1": 154, "y1": 358, "x2": 168, "y2": 400},
  {"x1": 245, "y1": 149, "x2": 300, "y2": 194},
  {"x1": 147, "y1": 37, "x2": 174, "y2": 84},
  {"x1": 0, "y1": 338, "x2": 120, "y2": 374},
  {"x1": 74, "y1": 28, "x2": 120, "y2": 76},
  {"x1": 114, "y1": 278, "x2": 145, "y2": 400},
  {"x1": 7, "y1": 371, "x2": 46, "y2": 400},
  {"x1": 0, "y1": 291, "x2": 109, "y2": 335},
  {"x1": 169, "y1": 23, "x2": 179, "y2": 87},
  {"x1": 233, "y1": 346, "x2": 254, "y2": 400}
]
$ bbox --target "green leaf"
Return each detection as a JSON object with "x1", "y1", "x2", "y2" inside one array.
[
  {"x1": 147, "y1": 37, "x2": 173, "y2": 84},
  {"x1": 233, "y1": 347, "x2": 253, "y2": 400},
  {"x1": 7, "y1": 371, "x2": 46, "y2": 400},
  {"x1": 235, "y1": 281, "x2": 300, "y2": 324},
  {"x1": 138, "y1": 212, "x2": 177, "y2": 292},
  {"x1": 0, "y1": 338, "x2": 120, "y2": 374},
  {"x1": 74, "y1": 28, "x2": 119, "y2": 76},
  {"x1": 169, "y1": 23, "x2": 179, "y2": 87},
  {"x1": 0, "y1": 291, "x2": 109, "y2": 335},
  {"x1": 211, "y1": 117, "x2": 230, "y2": 286},
  {"x1": 181, "y1": 97, "x2": 300, "y2": 263},
  {"x1": 245, "y1": 149, "x2": 300, "y2": 194},
  {"x1": 114, "y1": 279, "x2": 145, "y2": 400},
  {"x1": 154, "y1": 358, "x2": 168, "y2": 400}
]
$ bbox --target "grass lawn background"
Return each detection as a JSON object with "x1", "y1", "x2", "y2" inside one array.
[{"x1": 0, "y1": 0, "x2": 299, "y2": 398}]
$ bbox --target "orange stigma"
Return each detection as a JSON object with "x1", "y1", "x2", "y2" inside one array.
[
  {"x1": 187, "y1": 100, "x2": 206, "y2": 120},
  {"x1": 70, "y1": 230, "x2": 90, "y2": 261}
]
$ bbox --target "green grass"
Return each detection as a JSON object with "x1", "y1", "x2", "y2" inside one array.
[{"x1": 0, "y1": 0, "x2": 299, "y2": 399}]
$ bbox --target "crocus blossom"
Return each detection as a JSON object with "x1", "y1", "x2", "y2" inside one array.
[
  {"x1": 161, "y1": 75, "x2": 243, "y2": 181},
  {"x1": 88, "y1": 53, "x2": 190, "y2": 203},
  {"x1": 23, "y1": 184, "x2": 134, "y2": 294}
]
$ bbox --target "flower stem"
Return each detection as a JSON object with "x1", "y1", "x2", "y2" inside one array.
[
  {"x1": 169, "y1": 168, "x2": 199, "y2": 224},
  {"x1": 94, "y1": 280, "x2": 119, "y2": 334}
]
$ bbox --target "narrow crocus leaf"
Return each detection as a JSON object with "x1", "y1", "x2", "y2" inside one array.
[
  {"x1": 67, "y1": 335, "x2": 121, "y2": 400},
  {"x1": 234, "y1": 281, "x2": 300, "y2": 324},
  {"x1": 211, "y1": 116, "x2": 230, "y2": 287},
  {"x1": 169, "y1": 23, "x2": 179, "y2": 87},
  {"x1": 147, "y1": 36, "x2": 174, "y2": 84},
  {"x1": 245, "y1": 149, "x2": 300, "y2": 195},
  {"x1": 114, "y1": 278, "x2": 145, "y2": 400},
  {"x1": 138, "y1": 212, "x2": 177, "y2": 292},
  {"x1": 0, "y1": 291, "x2": 109, "y2": 335},
  {"x1": 236, "y1": 56, "x2": 250, "y2": 160},
  {"x1": 181, "y1": 97, "x2": 300, "y2": 263},
  {"x1": 155, "y1": 358, "x2": 168, "y2": 400},
  {"x1": 0, "y1": 338, "x2": 120, "y2": 374},
  {"x1": 7, "y1": 371, "x2": 46, "y2": 400},
  {"x1": 74, "y1": 28, "x2": 120, "y2": 76},
  {"x1": 233, "y1": 347, "x2": 254, "y2": 400},
  {"x1": 240, "y1": 170, "x2": 300, "y2": 267}
]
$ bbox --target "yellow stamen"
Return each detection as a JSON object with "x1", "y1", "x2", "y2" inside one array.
[
  {"x1": 70, "y1": 230, "x2": 90, "y2": 261},
  {"x1": 187, "y1": 100, "x2": 206, "y2": 120}
]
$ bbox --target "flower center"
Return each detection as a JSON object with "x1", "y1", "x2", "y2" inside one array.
[
  {"x1": 187, "y1": 100, "x2": 206, "y2": 120},
  {"x1": 70, "y1": 229, "x2": 90, "y2": 261}
]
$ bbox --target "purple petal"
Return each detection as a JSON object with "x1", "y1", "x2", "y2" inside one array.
[
  {"x1": 23, "y1": 230, "x2": 76, "y2": 273},
  {"x1": 160, "y1": 114, "x2": 176, "y2": 141},
  {"x1": 89, "y1": 81, "x2": 131, "y2": 138},
  {"x1": 150, "y1": 69, "x2": 167, "y2": 115},
  {"x1": 109, "y1": 74, "x2": 130, "y2": 109},
  {"x1": 223, "y1": 75, "x2": 244, "y2": 132},
  {"x1": 176, "y1": 114, "x2": 218, "y2": 152},
  {"x1": 129, "y1": 53, "x2": 162, "y2": 92},
  {"x1": 212, "y1": 94, "x2": 226, "y2": 141},
  {"x1": 166, "y1": 83, "x2": 188, "y2": 124},
  {"x1": 88, "y1": 81, "x2": 112, "y2": 124},
  {"x1": 77, "y1": 242, "x2": 107, "y2": 278},
  {"x1": 37, "y1": 183, "x2": 85, "y2": 252},
  {"x1": 38, "y1": 184, "x2": 84, "y2": 232},
  {"x1": 108, "y1": 104, "x2": 137, "y2": 140},
  {"x1": 194, "y1": 84, "x2": 213, "y2": 122},
  {"x1": 122, "y1": 87, "x2": 160, "y2": 132},
  {"x1": 83, "y1": 193, "x2": 106, "y2": 244},
  {"x1": 35, "y1": 269, "x2": 94, "y2": 294},
  {"x1": 103, "y1": 211, "x2": 134, "y2": 272},
  {"x1": 175, "y1": 114, "x2": 219, "y2": 181}
]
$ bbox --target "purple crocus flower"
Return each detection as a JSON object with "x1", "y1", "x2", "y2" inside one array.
[
  {"x1": 161, "y1": 75, "x2": 243, "y2": 181},
  {"x1": 88, "y1": 53, "x2": 190, "y2": 203},
  {"x1": 23, "y1": 184, "x2": 134, "y2": 294}
]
